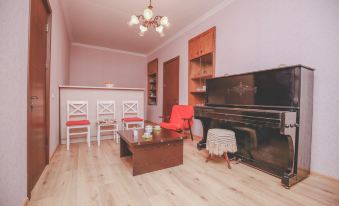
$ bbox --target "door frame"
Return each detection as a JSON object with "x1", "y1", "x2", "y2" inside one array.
[
  {"x1": 162, "y1": 56, "x2": 180, "y2": 117},
  {"x1": 27, "y1": 0, "x2": 52, "y2": 197}
]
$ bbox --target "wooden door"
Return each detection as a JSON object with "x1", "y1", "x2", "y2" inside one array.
[
  {"x1": 163, "y1": 57, "x2": 180, "y2": 121},
  {"x1": 27, "y1": 0, "x2": 51, "y2": 197}
]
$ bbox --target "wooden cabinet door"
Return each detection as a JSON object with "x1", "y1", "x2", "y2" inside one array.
[
  {"x1": 199, "y1": 30, "x2": 215, "y2": 56},
  {"x1": 189, "y1": 38, "x2": 199, "y2": 60},
  {"x1": 148, "y1": 59, "x2": 158, "y2": 74},
  {"x1": 188, "y1": 40, "x2": 194, "y2": 60},
  {"x1": 188, "y1": 27, "x2": 215, "y2": 60}
]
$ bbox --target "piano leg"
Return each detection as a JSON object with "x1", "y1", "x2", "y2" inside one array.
[
  {"x1": 281, "y1": 134, "x2": 296, "y2": 188},
  {"x1": 197, "y1": 118, "x2": 211, "y2": 150}
]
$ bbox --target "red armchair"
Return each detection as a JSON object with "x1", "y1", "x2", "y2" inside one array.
[{"x1": 160, "y1": 105, "x2": 194, "y2": 140}]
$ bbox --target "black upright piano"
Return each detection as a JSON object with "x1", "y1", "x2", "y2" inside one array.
[{"x1": 195, "y1": 65, "x2": 314, "y2": 187}]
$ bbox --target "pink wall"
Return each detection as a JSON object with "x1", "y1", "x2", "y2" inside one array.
[
  {"x1": 49, "y1": 0, "x2": 71, "y2": 158},
  {"x1": 0, "y1": 1, "x2": 29, "y2": 205},
  {"x1": 147, "y1": 0, "x2": 339, "y2": 179},
  {"x1": 69, "y1": 44, "x2": 147, "y2": 88}
]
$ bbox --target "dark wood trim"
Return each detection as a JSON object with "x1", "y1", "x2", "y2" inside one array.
[
  {"x1": 26, "y1": 1, "x2": 31, "y2": 197},
  {"x1": 27, "y1": 0, "x2": 52, "y2": 198},
  {"x1": 59, "y1": 86, "x2": 61, "y2": 145},
  {"x1": 162, "y1": 56, "x2": 180, "y2": 116},
  {"x1": 42, "y1": 0, "x2": 52, "y2": 13},
  {"x1": 45, "y1": 0, "x2": 52, "y2": 164},
  {"x1": 164, "y1": 56, "x2": 180, "y2": 66}
]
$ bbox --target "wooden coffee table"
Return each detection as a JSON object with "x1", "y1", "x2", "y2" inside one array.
[{"x1": 118, "y1": 128, "x2": 187, "y2": 176}]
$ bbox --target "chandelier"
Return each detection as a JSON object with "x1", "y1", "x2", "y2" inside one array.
[{"x1": 128, "y1": 0, "x2": 170, "y2": 37}]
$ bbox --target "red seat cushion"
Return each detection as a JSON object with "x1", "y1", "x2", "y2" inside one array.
[
  {"x1": 122, "y1": 117, "x2": 144, "y2": 122},
  {"x1": 160, "y1": 122, "x2": 182, "y2": 131},
  {"x1": 66, "y1": 120, "x2": 90, "y2": 126}
]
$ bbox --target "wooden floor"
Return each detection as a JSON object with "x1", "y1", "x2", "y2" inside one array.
[{"x1": 28, "y1": 138, "x2": 339, "y2": 206}]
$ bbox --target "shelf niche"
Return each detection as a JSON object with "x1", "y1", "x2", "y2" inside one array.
[
  {"x1": 147, "y1": 59, "x2": 158, "y2": 105},
  {"x1": 188, "y1": 27, "x2": 216, "y2": 106}
]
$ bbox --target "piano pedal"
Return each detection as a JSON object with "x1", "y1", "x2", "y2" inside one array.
[{"x1": 233, "y1": 158, "x2": 242, "y2": 164}]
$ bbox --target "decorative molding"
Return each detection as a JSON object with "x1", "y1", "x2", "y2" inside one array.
[
  {"x1": 146, "y1": 0, "x2": 234, "y2": 56},
  {"x1": 72, "y1": 42, "x2": 147, "y2": 57},
  {"x1": 59, "y1": 85, "x2": 145, "y2": 91},
  {"x1": 63, "y1": 0, "x2": 234, "y2": 57}
]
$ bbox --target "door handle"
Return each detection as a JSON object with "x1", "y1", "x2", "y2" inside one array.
[{"x1": 30, "y1": 96, "x2": 39, "y2": 111}]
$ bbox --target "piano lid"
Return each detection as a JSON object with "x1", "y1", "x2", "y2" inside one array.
[{"x1": 205, "y1": 65, "x2": 311, "y2": 108}]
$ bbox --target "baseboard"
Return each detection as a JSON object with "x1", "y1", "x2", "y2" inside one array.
[
  {"x1": 49, "y1": 144, "x2": 60, "y2": 161},
  {"x1": 22, "y1": 197, "x2": 29, "y2": 206},
  {"x1": 311, "y1": 171, "x2": 339, "y2": 182}
]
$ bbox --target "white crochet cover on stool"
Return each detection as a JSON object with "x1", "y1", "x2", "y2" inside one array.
[{"x1": 206, "y1": 128, "x2": 237, "y2": 156}]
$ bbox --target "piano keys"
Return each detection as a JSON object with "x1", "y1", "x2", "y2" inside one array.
[{"x1": 195, "y1": 65, "x2": 314, "y2": 188}]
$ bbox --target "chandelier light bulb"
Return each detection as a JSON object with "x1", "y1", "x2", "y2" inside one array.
[
  {"x1": 139, "y1": 25, "x2": 148, "y2": 33},
  {"x1": 128, "y1": 15, "x2": 139, "y2": 26},
  {"x1": 160, "y1": 16, "x2": 169, "y2": 27},
  {"x1": 143, "y1": 8, "x2": 153, "y2": 20},
  {"x1": 156, "y1": 25, "x2": 164, "y2": 33}
]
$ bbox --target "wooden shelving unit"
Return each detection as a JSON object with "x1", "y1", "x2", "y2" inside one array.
[
  {"x1": 188, "y1": 27, "x2": 216, "y2": 106},
  {"x1": 147, "y1": 59, "x2": 158, "y2": 105}
]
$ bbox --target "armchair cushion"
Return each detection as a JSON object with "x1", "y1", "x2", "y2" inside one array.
[{"x1": 160, "y1": 122, "x2": 182, "y2": 131}]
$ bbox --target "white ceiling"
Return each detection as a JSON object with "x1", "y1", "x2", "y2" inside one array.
[{"x1": 60, "y1": 0, "x2": 226, "y2": 54}]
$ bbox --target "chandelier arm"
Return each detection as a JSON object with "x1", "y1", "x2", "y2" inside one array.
[
  {"x1": 148, "y1": 0, "x2": 153, "y2": 9},
  {"x1": 154, "y1": 16, "x2": 162, "y2": 21},
  {"x1": 136, "y1": 15, "x2": 144, "y2": 22}
]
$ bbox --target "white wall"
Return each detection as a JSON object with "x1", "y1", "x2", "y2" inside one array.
[
  {"x1": 49, "y1": 0, "x2": 71, "y2": 158},
  {"x1": 69, "y1": 44, "x2": 147, "y2": 88},
  {"x1": 147, "y1": 0, "x2": 339, "y2": 179},
  {"x1": 0, "y1": 1, "x2": 29, "y2": 205}
]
